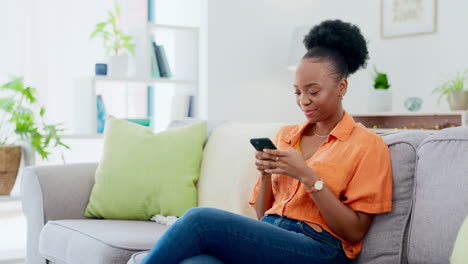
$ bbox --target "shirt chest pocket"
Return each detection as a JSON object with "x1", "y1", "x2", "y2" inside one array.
[{"x1": 309, "y1": 161, "x2": 348, "y2": 198}]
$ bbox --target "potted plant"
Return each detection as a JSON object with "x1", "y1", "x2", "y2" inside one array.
[
  {"x1": 0, "y1": 77, "x2": 69, "y2": 195},
  {"x1": 432, "y1": 70, "x2": 468, "y2": 110},
  {"x1": 90, "y1": 2, "x2": 136, "y2": 77},
  {"x1": 368, "y1": 66, "x2": 392, "y2": 112}
]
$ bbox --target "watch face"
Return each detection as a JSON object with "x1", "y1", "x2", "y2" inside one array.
[{"x1": 315, "y1": 181, "x2": 324, "y2": 190}]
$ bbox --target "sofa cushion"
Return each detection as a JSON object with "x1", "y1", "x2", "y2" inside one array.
[
  {"x1": 85, "y1": 117, "x2": 206, "y2": 219},
  {"x1": 39, "y1": 219, "x2": 167, "y2": 264},
  {"x1": 354, "y1": 131, "x2": 430, "y2": 264},
  {"x1": 407, "y1": 127, "x2": 468, "y2": 264},
  {"x1": 197, "y1": 122, "x2": 285, "y2": 218}
]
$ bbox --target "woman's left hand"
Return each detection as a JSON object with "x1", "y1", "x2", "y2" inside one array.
[{"x1": 259, "y1": 147, "x2": 312, "y2": 182}]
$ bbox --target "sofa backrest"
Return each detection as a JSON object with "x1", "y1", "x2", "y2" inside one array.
[
  {"x1": 197, "y1": 122, "x2": 284, "y2": 219},
  {"x1": 407, "y1": 126, "x2": 468, "y2": 264},
  {"x1": 354, "y1": 131, "x2": 430, "y2": 264}
]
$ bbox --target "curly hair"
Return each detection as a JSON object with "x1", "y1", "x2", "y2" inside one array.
[{"x1": 302, "y1": 19, "x2": 369, "y2": 79}]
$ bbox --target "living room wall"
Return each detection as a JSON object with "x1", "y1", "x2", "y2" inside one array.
[{"x1": 205, "y1": 0, "x2": 468, "y2": 123}]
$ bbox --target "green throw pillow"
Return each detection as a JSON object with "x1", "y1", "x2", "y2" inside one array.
[
  {"x1": 451, "y1": 215, "x2": 468, "y2": 264},
  {"x1": 85, "y1": 116, "x2": 206, "y2": 220}
]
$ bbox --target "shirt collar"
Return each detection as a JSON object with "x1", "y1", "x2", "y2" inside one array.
[{"x1": 282, "y1": 110, "x2": 356, "y2": 146}]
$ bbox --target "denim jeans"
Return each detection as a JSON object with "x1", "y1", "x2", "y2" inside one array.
[{"x1": 140, "y1": 207, "x2": 349, "y2": 264}]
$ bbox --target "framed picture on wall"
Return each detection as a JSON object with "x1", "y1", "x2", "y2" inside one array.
[{"x1": 381, "y1": 0, "x2": 438, "y2": 38}]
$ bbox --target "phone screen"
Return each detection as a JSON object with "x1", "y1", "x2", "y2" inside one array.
[{"x1": 250, "y1": 138, "x2": 277, "y2": 151}]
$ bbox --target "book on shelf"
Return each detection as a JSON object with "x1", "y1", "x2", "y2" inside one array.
[
  {"x1": 188, "y1": 95, "x2": 195, "y2": 118},
  {"x1": 150, "y1": 43, "x2": 161, "y2": 78},
  {"x1": 125, "y1": 118, "x2": 151, "y2": 127},
  {"x1": 152, "y1": 41, "x2": 172, "y2": 78},
  {"x1": 96, "y1": 94, "x2": 106, "y2": 134},
  {"x1": 147, "y1": 0, "x2": 156, "y2": 23},
  {"x1": 147, "y1": 85, "x2": 154, "y2": 117}
]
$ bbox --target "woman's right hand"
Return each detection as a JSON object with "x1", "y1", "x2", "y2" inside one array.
[{"x1": 255, "y1": 151, "x2": 275, "y2": 176}]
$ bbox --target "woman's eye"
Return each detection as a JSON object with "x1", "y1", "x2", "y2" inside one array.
[
  {"x1": 309, "y1": 91, "x2": 318, "y2": 95},
  {"x1": 294, "y1": 91, "x2": 300, "y2": 95}
]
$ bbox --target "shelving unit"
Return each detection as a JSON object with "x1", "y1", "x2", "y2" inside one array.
[
  {"x1": 351, "y1": 111, "x2": 468, "y2": 130},
  {"x1": 76, "y1": 18, "x2": 200, "y2": 134}
]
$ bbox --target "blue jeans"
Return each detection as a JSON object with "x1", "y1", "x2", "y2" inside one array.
[{"x1": 140, "y1": 207, "x2": 349, "y2": 264}]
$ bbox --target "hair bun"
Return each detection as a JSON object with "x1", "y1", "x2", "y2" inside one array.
[{"x1": 303, "y1": 20, "x2": 369, "y2": 74}]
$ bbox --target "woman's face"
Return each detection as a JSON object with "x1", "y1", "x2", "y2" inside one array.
[{"x1": 294, "y1": 59, "x2": 347, "y2": 124}]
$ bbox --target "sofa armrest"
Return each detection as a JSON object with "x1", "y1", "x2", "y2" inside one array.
[{"x1": 21, "y1": 163, "x2": 98, "y2": 264}]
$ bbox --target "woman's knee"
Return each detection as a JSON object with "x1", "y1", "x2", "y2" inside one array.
[{"x1": 180, "y1": 207, "x2": 220, "y2": 224}]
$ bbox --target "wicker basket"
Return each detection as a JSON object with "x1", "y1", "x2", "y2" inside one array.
[{"x1": 0, "y1": 146, "x2": 22, "y2": 195}]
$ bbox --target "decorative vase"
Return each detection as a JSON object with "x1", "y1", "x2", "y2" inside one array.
[
  {"x1": 0, "y1": 146, "x2": 22, "y2": 195},
  {"x1": 368, "y1": 89, "x2": 393, "y2": 112},
  {"x1": 107, "y1": 56, "x2": 129, "y2": 78},
  {"x1": 448, "y1": 91, "x2": 468, "y2": 111}
]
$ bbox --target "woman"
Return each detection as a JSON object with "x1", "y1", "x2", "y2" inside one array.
[{"x1": 141, "y1": 19, "x2": 392, "y2": 264}]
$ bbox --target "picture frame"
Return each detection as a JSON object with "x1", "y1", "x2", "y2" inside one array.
[{"x1": 381, "y1": 0, "x2": 438, "y2": 38}]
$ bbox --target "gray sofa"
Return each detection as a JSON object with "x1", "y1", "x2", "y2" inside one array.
[{"x1": 22, "y1": 122, "x2": 468, "y2": 264}]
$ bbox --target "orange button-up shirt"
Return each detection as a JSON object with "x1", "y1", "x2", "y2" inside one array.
[{"x1": 249, "y1": 111, "x2": 392, "y2": 259}]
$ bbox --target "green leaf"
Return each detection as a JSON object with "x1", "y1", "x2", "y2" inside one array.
[
  {"x1": 1, "y1": 77, "x2": 24, "y2": 92},
  {"x1": 373, "y1": 66, "x2": 390, "y2": 89},
  {"x1": 121, "y1": 35, "x2": 132, "y2": 42},
  {"x1": 0, "y1": 97, "x2": 15, "y2": 112},
  {"x1": 40, "y1": 107, "x2": 45, "y2": 116},
  {"x1": 22, "y1": 87, "x2": 37, "y2": 104},
  {"x1": 108, "y1": 11, "x2": 116, "y2": 25}
]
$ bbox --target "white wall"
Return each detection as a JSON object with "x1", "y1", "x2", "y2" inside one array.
[
  {"x1": 206, "y1": 0, "x2": 468, "y2": 123},
  {"x1": 0, "y1": 0, "x2": 25, "y2": 84}
]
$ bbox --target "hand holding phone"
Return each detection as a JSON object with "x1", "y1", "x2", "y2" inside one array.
[{"x1": 250, "y1": 137, "x2": 277, "y2": 151}]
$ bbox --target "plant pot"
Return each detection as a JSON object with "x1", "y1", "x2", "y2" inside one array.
[
  {"x1": 368, "y1": 89, "x2": 393, "y2": 112},
  {"x1": 107, "y1": 56, "x2": 129, "y2": 78},
  {"x1": 0, "y1": 146, "x2": 22, "y2": 195},
  {"x1": 448, "y1": 90, "x2": 468, "y2": 111}
]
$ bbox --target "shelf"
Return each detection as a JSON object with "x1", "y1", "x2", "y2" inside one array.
[
  {"x1": 59, "y1": 134, "x2": 103, "y2": 139},
  {"x1": 351, "y1": 111, "x2": 467, "y2": 129},
  {"x1": 370, "y1": 128, "x2": 437, "y2": 134},
  {"x1": 351, "y1": 111, "x2": 467, "y2": 117},
  {"x1": 93, "y1": 76, "x2": 197, "y2": 85},
  {"x1": 147, "y1": 22, "x2": 199, "y2": 32}
]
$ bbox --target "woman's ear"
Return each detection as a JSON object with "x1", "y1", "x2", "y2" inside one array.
[{"x1": 339, "y1": 78, "x2": 348, "y2": 97}]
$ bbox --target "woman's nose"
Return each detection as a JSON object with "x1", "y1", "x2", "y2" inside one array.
[{"x1": 300, "y1": 95, "x2": 311, "y2": 106}]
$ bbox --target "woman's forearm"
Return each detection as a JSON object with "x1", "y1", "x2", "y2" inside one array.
[
  {"x1": 302, "y1": 174, "x2": 373, "y2": 245},
  {"x1": 254, "y1": 175, "x2": 274, "y2": 220}
]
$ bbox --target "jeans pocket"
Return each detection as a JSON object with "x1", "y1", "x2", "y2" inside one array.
[{"x1": 297, "y1": 222, "x2": 340, "y2": 250}]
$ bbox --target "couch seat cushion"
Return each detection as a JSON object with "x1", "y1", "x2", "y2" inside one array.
[{"x1": 39, "y1": 219, "x2": 167, "y2": 264}]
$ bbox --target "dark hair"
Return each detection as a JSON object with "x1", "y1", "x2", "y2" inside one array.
[{"x1": 302, "y1": 20, "x2": 369, "y2": 79}]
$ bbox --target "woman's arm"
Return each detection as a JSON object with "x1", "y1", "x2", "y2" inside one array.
[
  {"x1": 254, "y1": 175, "x2": 274, "y2": 220},
  {"x1": 302, "y1": 175, "x2": 373, "y2": 245},
  {"x1": 261, "y1": 148, "x2": 373, "y2": 245},
  {"x1": 253, "y1": 151, "x2": 275, "y2": 219}
]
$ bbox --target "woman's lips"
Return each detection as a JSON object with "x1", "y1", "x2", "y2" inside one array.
[{"x1": 304, "y1": 110, "x2": 317, "y2": 116}]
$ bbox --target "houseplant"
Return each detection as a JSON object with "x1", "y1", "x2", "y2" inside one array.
[
  {"x1": 432, "y1": 70, "x2": 468, "y2": 110},
  {"x1": 0, "y1": 77, "x2": 69, "y2": 194},
  {"x1": 90, "y1": 2, "x2": 136, "y2": 77},
  {"x1": 368, "y1": 67, "x2": 392, "y2": 112}
]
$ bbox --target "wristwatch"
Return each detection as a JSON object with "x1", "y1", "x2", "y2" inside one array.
[{"x1": 306, "y1": 179, "x2": 324, "y2": 194}]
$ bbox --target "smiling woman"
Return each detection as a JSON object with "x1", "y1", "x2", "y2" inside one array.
[{"x1": 139, "y1": 20, "x2": 392, "y2": 264}]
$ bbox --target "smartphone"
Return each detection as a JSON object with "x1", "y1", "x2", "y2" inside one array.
[{"x1": 250, "y1": 137, "x2": 277, "y2": 151}]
